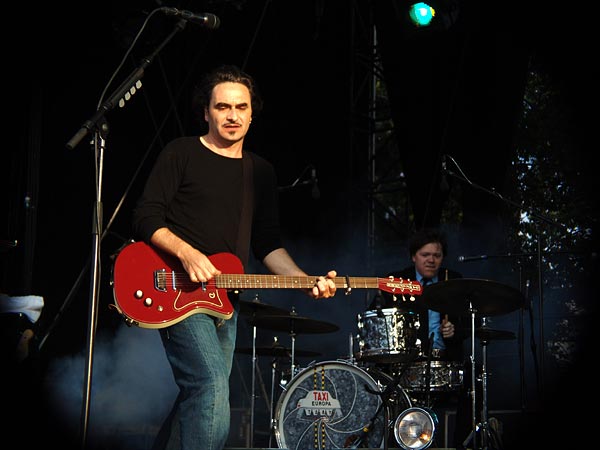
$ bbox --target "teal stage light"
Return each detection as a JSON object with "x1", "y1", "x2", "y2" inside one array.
[{"x1": 408, "y1": 2, "x2": 436, "y2": 27}]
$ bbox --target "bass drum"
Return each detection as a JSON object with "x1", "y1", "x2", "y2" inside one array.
[{"x1": 274, "y1": 360, "x2": 411, "y2": 449}]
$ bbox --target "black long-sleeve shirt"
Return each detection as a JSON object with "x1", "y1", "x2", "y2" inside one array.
[{"x1": 132, "y1": 136, "x2": 283, "y2": 267}]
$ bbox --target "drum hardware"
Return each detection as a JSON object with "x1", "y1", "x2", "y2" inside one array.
[
  {"x1": 360, "y1": 364, "x2": 427, "y2": 449},
  {"x1": 248, "y1": 309, "x2": 340, "y2": 334},
  {"x1": 423, "y1": 333, "x2": 435, "y2": 408},
  {"x1": 475, "y1": 326, "x2": 516, "y2": 341},
  {"x1": 239, "y1": 298, "x2": 289, "y2": 318},
  {"x1": 266, "y1": 337, "x2": 291, "y2": 449},
  {"x1": 429, "y1": 347, "x2": 445, "y2": 359},
  {"x1": 421, "y1": 278, "x2": 525, "y2": 450},
  {"x1": 249, "y1": 307, "x2": 339, "y2": 380},
  {"x1": 347, "y1": 332, "x2": 356, "y2": 364},
  {"x1": 239, "y1": 294, "x2": 290, "y2": 448},
  {"x1": 354, "y1": 373, "x2": 406, "y2": 449},
  {"x1": 269, "y1": 355, "x2": 277, "y2": 448},
  {"x1": 474, "y1": 317, "x2": 513, "y2": 449},
  {"x1": 235, "y1": 346, "x2": 321, "y2": 358},
  {"x1": 419, "y1": 278, "x2": 525, "y2": 317},
  {"x1": 248, "y1": 306, "x2": 338, "y2": 447},
  {"x1": 235, "y1": 339, "x2": 323, "y2": 446}
]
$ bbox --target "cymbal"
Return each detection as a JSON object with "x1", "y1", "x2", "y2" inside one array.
[
  {"x1": 235, "y1": 346, "x2": 321, "y2": 357},
  {"x1": 420, "y1": 278, "x2": 525, "y2": 316},
  {"x1": 249, "y1": 314, "x2": 340, "y2": 334},
  {"x1": 239, "y1": 300, "x2": 289, "y2": 317},
  {"x1": 476, "y1": 327, "x2": 516, "y2": 341}
]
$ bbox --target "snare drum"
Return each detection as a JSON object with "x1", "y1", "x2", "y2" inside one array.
[
  {"x1": 356, "y1": 308, "x2": 421, "y2": 363},
  {"x1": 398, "y1": 360, "x2": 464, "y2": 392},
  {"x1": 274, "y1": 360, "x2": 408, "y2": 449}
]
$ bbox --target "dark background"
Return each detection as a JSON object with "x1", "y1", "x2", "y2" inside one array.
[{"x1": 2, "y1": 1, "x2": 597, "y2": 449}]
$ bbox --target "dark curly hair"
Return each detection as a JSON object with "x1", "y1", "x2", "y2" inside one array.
[
  {"x1": 191, "y1": 64, "x2": 263, "y2": 124},
  {"x1": 408, "y1": 228, "x2": 449, "y2": 257}
]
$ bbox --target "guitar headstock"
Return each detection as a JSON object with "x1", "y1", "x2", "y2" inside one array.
[{"x1": 378, "y1": 277, "x2": 423, "y2": 295}]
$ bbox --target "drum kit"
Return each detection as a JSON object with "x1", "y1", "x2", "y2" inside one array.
[{"x1": 236, "y1": 278, "x2": 525, "y2": 450}]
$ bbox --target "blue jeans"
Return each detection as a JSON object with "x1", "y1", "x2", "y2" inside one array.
[{"x1": 152, "y1": 309, "x2": 239, "y2": 450}]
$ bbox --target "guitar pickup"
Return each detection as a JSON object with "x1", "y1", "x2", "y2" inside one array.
[{"x1": 154, "y1": 269, "x2": 169, "y2": 292}]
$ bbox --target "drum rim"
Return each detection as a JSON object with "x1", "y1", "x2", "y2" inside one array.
[
  {"x1": 360, "y1": 307, "x2": 419, "y2": 317},
  {"x1": 409, "y1": 360, "x2": 464, "y2": 367}
]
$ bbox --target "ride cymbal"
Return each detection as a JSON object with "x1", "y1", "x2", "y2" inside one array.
[
  {"x1": 249, "y1": 314, "x2": 339, "y2": 334},
  {"x1": 235, "y1": 346, "x2": 321, "y2": 357},
  {"x1": 475, "y1": 327, "x2": 516, "y2": 341},
  {"x1": 239, "y1": 299, "x2": 289, "y2": 317},
  {"x1": 420, "y1": 278, "x2": 525, "y2": 316}
]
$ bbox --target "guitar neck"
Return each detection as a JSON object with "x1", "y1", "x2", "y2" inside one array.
[
  {"x1": 215, "y1": 274, "x2": 375, "y2": 290},
  {"x1": 214, "y1": 274, "x2": 419, "y2": 294}
]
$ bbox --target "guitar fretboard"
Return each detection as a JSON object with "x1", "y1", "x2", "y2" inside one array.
[{"x1": 212, "y1": 274, "x2": 421, "y2": 293}]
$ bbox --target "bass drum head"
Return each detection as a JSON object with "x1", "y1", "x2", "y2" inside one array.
[{"x1": 274, "y1": 360, "x2": 390, "y2": 449}]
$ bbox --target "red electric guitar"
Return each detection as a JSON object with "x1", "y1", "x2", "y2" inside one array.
[{"x1": 110, "y1": 241, "x2": 423, "y2": 329}]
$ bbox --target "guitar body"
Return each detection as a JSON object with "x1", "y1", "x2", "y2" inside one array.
[
  {"x1": 111, "y1": 241, "x2": 240, "y2": 329},
  {"x1": 111, "y1": 241, "x2": 422, "y2": 329}
]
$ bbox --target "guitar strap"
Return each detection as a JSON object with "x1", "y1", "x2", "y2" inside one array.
[{"x1": 236, "y1": 153, "x2": 254, "y2": 269}]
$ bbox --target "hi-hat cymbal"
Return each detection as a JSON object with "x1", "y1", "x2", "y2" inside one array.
[
  {"x1": 239, "y1": 300, "x2": 289, "y2": 317},
  {"x1": 235, "y1": 346, "x2": 321, "y2": 357},
  {"x1": 249, "y1": 314, "x2": 339, "y2": 334},
  {"x1": 420, "y1": 278, "x2": 525, "y2": 316},
  {"x1": 476, "y1": 327, "x2": 516, "y2": 341}
]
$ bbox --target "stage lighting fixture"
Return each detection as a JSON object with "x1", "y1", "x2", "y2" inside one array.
[
  {"x1": 393, "y1": 407, "x2": 437, "y2": 450},
  {"x1": 408, "y1": 2, "x2": 436, "y2": 27}
]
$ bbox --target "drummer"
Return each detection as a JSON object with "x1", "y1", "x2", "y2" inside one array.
[
  {"x1": 370, "y1": 227, "x2": 474, "y2": 449},
  {"x1": 370, "y1": 227, "x2": 464, "y2": 360}
]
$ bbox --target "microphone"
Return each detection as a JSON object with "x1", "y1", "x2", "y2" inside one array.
[
  {"x1": 457, "y1": 254, "x2": 488, "y2": 262},
  {"x1": 310, "y1": 167, "x2": 320, "y2": 199},
  {"x1": 161, "y1": 7, "x2": 221, "y2": 29},
  {"x1": 440, "y1": 154, "x2": 449, "y2": 191}
]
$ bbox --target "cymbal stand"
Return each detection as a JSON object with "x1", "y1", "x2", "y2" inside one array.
[
  {"x1": 268, "y1": 356, "x2": 277, "y2": 448},
  {"x1": 477, "y1": 317, "x2": 493, "y2": 449},
  {"x1": 462, "y1": 302, "x2": 478, "y2": 450},
  {"x1": 290, "y1": 330, "x2": 299, "y2": 377},
  {"x1": 289, "y1": 307, "x2": 298, "y2": 376},
  {"x1": 268, "y1": 336, "x2": 285, "y2": 448},
  {"x1": 249, "y1": 317, "x2": 257, "y2": 447},
  {"x1": 424, "y1": 332, "x2": 435, "y2": 408}
]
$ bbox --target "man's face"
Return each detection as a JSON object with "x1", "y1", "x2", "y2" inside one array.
[
  {"x1": 204, "y1": 82, "x2": 253, "y2": 144},
  {"x1": 412, "y1": 242, "x2": 444, "y2": 279}
]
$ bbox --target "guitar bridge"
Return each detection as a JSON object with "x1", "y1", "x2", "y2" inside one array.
[{"x1": 154, "y1": 269, "x2": 168, "y2": 292}]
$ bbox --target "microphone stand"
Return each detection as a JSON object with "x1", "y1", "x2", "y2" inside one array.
[
  {"x1": 358, "y1": 365, "x2": 410, "y2": 449},
  {"x1": 277, "y1": 164, "x2": 316, "y2": 194},
  {"x1": 443, "y1": 155, "x2": 574, "y2": 411},
  {"x1": 64, "y1": 19, "x2": 189, "y2": 449}
]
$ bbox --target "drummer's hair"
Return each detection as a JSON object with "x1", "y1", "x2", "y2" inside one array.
[{"x1": 409, "y1": 228, "x2": 448, "y2": 257}]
